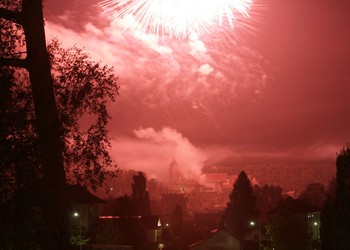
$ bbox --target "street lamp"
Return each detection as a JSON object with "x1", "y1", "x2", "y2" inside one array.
[
  {"x1": 313, "y1": 221, "x2": 317, "y2": 239},
  {"x1": 250, "y1": 221, "x2": 261, "y2": 250},
  {"x1": 73, "y1": 212, "x2": 82, "y2": 250}
]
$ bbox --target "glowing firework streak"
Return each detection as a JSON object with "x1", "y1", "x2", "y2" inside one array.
[{"x1": 99, "y1": 0, "x2": 252, "y2": 38}]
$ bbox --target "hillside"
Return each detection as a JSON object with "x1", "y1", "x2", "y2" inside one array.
[{"x1": 202, "y1": 161, "x2": 335, "y2": 193}]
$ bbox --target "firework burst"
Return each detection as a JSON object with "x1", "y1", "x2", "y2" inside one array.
[{"x1": 99, "y1": 0, "x2": 253, "y2": 38}]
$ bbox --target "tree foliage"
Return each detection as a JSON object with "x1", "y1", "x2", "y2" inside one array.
[
  {"x1": 132, "y1": 172, "x2": 151, "y2": 216},
  {"x1": 1, "y1": 0, "x2": 70, "y2": 248},
  {"x1": 111, "y1": 172, "x2": 151, "y2": 216},
  {"x1": 321, "y1": 146, "x2": 350, "y2": 250},
  {"x1": 266, "y1": 197, "x2": 312, "y2": 250},
  {"x1": 254, "y1": 184, "x2": 282, "y2": 222},
  {"x1": 0, "y1": 67, "x2": 33, "y2": 202},
  {"x1": 114, "y1": 195, "x2": 137, "y2": 216},
  {"x1": 0, "y1": 38, "x2": 119, "y2": 196},
  {"x1": 48, "y1": 39, "x2": 119, "y2": 189},
  {"x1": 94, "y1": 220, "x2": 125, "y2": 245},
  {"x1": 320, "y1": 178, "x2": 335, "y2": 250},
  {"x1": 161, "y1": 192, "x2": 188, "y2": 216},
  {"x1": 299, "y1": 182, "x2": 326, "y2": 209},
  {"x1": 223, "y1": 170, "x2": 258, "y2": 236},
  {"x1": 107, "y1": 173, "x2": 151, "y2": 248},
  {"x1": 0, "y1": 1, "x2": 119, "y2": 248}
]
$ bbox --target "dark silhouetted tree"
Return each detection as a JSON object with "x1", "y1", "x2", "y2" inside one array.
[
  {"x1": 110, "y1": 194, "x2": 147, "y2": 247},
  {"x1": 321, "y1": 146, "x2": 350, "y2": 250},
  {"x1": 0, "y1": 2, "x2": 118, "y2": 248},
  {"x1": 0, "y1": 66, "x2": 43, "y2": 249},
  {"x1": 171, "y1": 204, "x2": 183, "y2": 237},
  {"x1": 1, "y1": 39, "x2": 119, "y2": 193},
  {"x1": 132, "y1": 172, "x2": 151, "y2": 215},
  {"x1": 299, "y1": 182, "x2": 326, "y2": 209},
  {"x1": 110, "y1": 173, "x2": 152, "y2": 248},
  {"x1": 115, "y1": 195, "x2": 137, "y2": 216},
  {"x1": 254, "y1": 184, "x2": 283, "y2": 222},
  {"x1": 48, "y1": 39, "x2": 119, "y2": 189},
  {"x1": 94, "y1": 220, "x2": 124, "y2": 245},
  {"x1": 320, "y1": 198, "x2": 334, "y2": 250},
  {"x1": 118, "y1": 217, "x2": 147, "y2": 247},
  {"x1": 1, "y1": 1, "x2": 69, "y2": 248},
  {"x1": 161, "y1": 192, "x2": 188, "y2": 216},
  {"x1": 320, "y1": 178, "x2": 335, "y2": 250},
  {"x1": 114, "y1": 172, "x2": 151, "y2": 216},
  {"x1": 223, "y1": 170, "x2": 258, "y2": 236},
  {"x1": 161, "y1": 225, "x2": 174, "y2": 245},
  {"x1": 266, "y1": 197, "x2": 313, "y2": 250}
]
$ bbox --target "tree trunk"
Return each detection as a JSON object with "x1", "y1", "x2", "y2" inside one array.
[{"x1": 21, "y1": 0, "x2": 69, "y2": 249}]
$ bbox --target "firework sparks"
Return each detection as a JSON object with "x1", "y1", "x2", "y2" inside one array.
[{"x1": 99, "y1": 0, "x2": 253, "y2": 38}]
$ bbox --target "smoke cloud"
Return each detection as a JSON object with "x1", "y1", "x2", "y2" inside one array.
[{"x1": 110, "y1": 127, "x2": 206, "y2": 181}]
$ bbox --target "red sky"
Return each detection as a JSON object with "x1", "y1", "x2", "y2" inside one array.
[{"x1": 43, "y1": 0, "x2": 350, "y2": 179}]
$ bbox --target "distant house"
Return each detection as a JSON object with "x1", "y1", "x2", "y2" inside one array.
[
  {"x1": 188, "y1": 229, "x2": 241, "y2": 250},
  {"x1": 243, "y1": 226, "x2": 271, "y2": 249},
  {"x1": 68, "y1": 184, "x2": 105, "y2": 236},
  {"x1": 193, "y1": 212, "x2": 221, "y2": 229},
  {"x1": 202, "y1": 173, "x2": 230, "y2": 193},
  {"x1": 243, "y1": 227, "x2": 270, "y2": 242},
  {"x1": 169, "y1": 179, "x2": 201, "y2": 194},
  {"x1": 202, "y1": 173, "x2": 259, "y2": 193}
]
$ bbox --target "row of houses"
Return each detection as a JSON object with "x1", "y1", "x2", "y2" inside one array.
[
  {"x1": 71, "y1": 183, "x2": 321, "y2": 250},
  {"x1": 69, "y1": 184, "x2": 243, "y2": 249}
]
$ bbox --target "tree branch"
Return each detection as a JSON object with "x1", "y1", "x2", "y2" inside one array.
[
  {"x1": 0, "y1": 57, "x2": 27, "y2": 69},
  {"x1": 0, "y1": 7, "x2": 23, "y2": 24}
]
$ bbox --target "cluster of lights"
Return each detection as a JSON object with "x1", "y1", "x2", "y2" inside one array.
[{"x1": 99, "y1": 0, "x2": 253, "y2": 38}]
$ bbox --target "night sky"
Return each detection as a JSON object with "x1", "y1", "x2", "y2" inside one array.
[{"x1": 43, "y1": 0, "x2": 350, "y2": 179}]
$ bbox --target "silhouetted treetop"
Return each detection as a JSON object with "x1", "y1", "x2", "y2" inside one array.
[
  {"x1": 321, "y1": 145, "x2": 350, "y2": 249},
  {"x1": 1, "y1": 38, "x2": 119, "y2": 192},
  {"x1": 132, "y1": 172, "x2": 151, "y2": 215},
  {"x1": 298, "y1": 182, "x2": 326, "y2": 209},
  {"x1": 223, "y1": 170, "x2": 258, "y2": 236},
  {"x1": 254, "y1": 184, "x2": 282, "y2": 222},
  {"x1": 48, "y1": 39, "x2": 119, "y2": 189}
]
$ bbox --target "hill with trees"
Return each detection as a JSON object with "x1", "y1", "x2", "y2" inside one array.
[{"x1": 203, "y1": 161, "x2": 334, "y2": 193}]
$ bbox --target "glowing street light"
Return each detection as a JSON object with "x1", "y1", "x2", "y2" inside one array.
[
  {"x1": 73, "y1": 212, "x2": 82, "y2": 250},
  {"x1": 250, "y1": 221, "x2": 261, "y2": 250}
]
